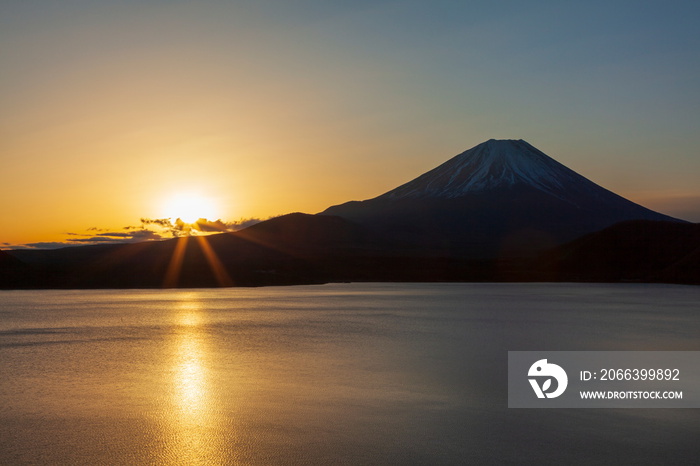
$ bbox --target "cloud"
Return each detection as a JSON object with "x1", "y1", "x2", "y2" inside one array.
[
  {"x1": 190, "y1": 217, "x2": 264, "y2": 233},
  {"x1": 116, "y1": 229, "x2": 164, "y2": 241},
  {"x1": 139, "y1": 216, "x2": 264, "y2": 237},
  {"x1": 9, "y1": 216, "x2": 269, "y2": 250},
  {"x1": 12, "y1": 242, "x2": 76, "y2": 250},
  {"x1": 224, "y1": 218, "x2": 264, "y2": 231},
  {"x1": 141, "y1": 217, "x2": 174, "y2": 227},
  {"x1": 66, "y1": 229, "x2": 165, "y2": 244},
  {"x1": 66, "y1": 237, "x2": 121, "y2": 243},
  {"x1": 192, "y1": 218, "x2": 230, "y2": 232},
  {"x1": 96, "y1": 232, "x2": 141, "y2": 238}
]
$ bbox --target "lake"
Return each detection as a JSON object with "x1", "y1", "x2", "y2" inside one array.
[{"x1": 1, "y1": 283, "x2": 699, "y2": 465}]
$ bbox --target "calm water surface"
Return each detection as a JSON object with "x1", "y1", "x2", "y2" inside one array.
[{"x1": 1, "y1": 283, "x2": 699, "y2": 465}]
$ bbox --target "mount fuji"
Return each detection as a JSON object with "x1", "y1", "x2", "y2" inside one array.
[
  {"x1": 322, "y1": 139, "x2": 681, "y2": 258},
  {"x1": 4, "y1": 139, "x2": 695, "y2": 289}
]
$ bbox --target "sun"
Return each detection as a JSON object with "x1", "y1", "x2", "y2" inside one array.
[{"x1": 163, "y1": 192, "x2": 219, "y2": 224}]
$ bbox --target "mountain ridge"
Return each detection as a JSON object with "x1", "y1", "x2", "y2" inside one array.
[
  {"x1": 539, "y1": 220, "x2": 700, "y2": 284},
  {"x1": 374, "y1": 139, "x2": 656, "y2": 208},
  {"x1": 379, "y1": 139, "x2": 590, "y2": 201},
  {"x1": 2, "y1": 138, "x2": 696, "y2": 288},
  {"x1": 323, "y1": 139, "x2": 682, "y2": 258},
  {"x1": 4, "y1": 216, "x2": 698, "y2": 288}
]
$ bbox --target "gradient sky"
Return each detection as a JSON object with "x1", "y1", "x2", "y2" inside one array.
[{"x1": 2, "y1": 0, "x2": 699, "y2": 248}]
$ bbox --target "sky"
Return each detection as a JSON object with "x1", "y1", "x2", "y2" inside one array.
[{"x1": 2, "y1": 0, "x2": 699, "y2": 248}]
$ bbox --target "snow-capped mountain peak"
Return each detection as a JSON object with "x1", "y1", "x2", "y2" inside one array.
[
  {"x1": 378, "y1": 139, "x2": 596, "y2": 202},
  {"x1": 321, "y1": 138, "x2": 681, "y2": 258}
]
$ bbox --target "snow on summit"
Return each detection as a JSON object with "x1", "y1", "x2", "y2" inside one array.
[
  {"x1": 321, "y1": 138, "x2": 682, "y2": 254},
  {"x1": 378, "y1": 139, "x2": 604, "y2": 202}
]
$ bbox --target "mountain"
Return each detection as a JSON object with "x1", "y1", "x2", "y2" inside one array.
[
  {"x1": 0, "y1": 249, "x2": 33, "y2": 287},
  {"x1": 538, "y1": 220, "x2": 700, "y2": 284},
  {"x1": 323, "y1": 139, "x2": 681, "y2": 258},
  {"x1": 3, "y1": 213, "x2": 380, "y2": 289},
  {"x1": 3, "y1": 139, "x2": 696, "y2": 289}
]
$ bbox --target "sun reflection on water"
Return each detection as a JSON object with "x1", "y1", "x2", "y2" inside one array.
[
  {"x1": 175, "y1": 337, "x2": 206, "y2": 417},
  {"x1": 164, "y1": 295, "x2": 226, "y2": 464},
  {"x1": 177, "y1": 301, "x2": 203, "y2": 328}
]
